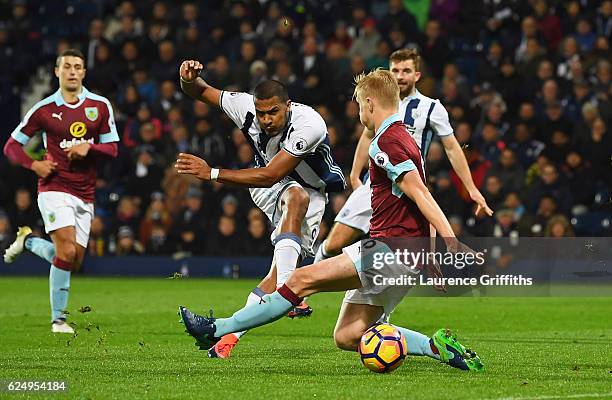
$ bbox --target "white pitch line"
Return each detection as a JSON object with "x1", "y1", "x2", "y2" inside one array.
[{"x1": 488, "y1": 393, "x2": 612, "y2": 400}]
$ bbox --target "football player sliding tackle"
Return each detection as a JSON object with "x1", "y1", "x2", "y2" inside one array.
[
  {"x1": 177, "y1": 69, "x2": 484, "y2": 371},
  {"x1": 178, "y1": 60, "x2": 346, "y2": 358}
]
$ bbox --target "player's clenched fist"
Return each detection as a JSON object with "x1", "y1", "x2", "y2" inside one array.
[
  {"x1": 31, "y1": 160, "x2": 57, "y2": 179},
  {"x1": 179, "y1": 60, "x2": 204, "y2": 83},
  {"x1": 64, "y1": 143, "x2": 91, "y2": 161},
  {"x1": 175, "y1": 153, "x2": 212, "y2": 180}
]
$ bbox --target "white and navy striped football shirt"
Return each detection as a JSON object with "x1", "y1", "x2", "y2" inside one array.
[{"x1": 220, "y1": 91, "x2": 345, "y2": 193}]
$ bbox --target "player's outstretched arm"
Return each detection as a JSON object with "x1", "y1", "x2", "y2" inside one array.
[
  {"x1": 440, "y1": 135, "x2": 493, "y2": 217},
  {"x1": 175, "y1": 150, "x2": 302, "y2": 188},
  {"x1": 349, "y1": 126, "x2": 374, "y2": 189},
  {"x1": 179, "y1": 60, "x2": 221, "y2": 107},
  {"x1": 397, "y1": 169, "x2": 455, "y2": 240}
]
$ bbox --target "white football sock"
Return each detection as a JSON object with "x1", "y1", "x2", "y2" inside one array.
[
  {"x1": 273, "y1": 233, "x2": 302, "y2": 287},
  {"x1": 313, "y1": 239, "x2": 331, "y2": 263}
]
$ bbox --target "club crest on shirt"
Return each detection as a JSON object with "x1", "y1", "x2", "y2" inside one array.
[
  {"x1": 374, "y1": 151, "x2": 389, "y2": 167},
  {"x1": 411, "y1": 108, "x2": 421, "y2": 120},
  {"x1": 85, "y1": 107, "x2": 98, "y2": 122}
]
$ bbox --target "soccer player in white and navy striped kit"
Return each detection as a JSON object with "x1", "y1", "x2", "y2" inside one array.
[
  {"x1": 177, "y1": 60, "x2": 345, "y2": 358},
  {"x1": 315, "y1": 49, "x2": 493, "y2": 263}
]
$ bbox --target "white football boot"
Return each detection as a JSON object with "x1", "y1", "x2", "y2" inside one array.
[
  {"x1": 3, "y1": 226, "x2": 32, "y2": 263},
  {"x1": 51, "y1": 320, "x2": 75, "y2": 334}
]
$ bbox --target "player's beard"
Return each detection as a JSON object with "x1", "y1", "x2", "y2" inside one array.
[{"x1": 398, "y1": 81, "x2": 415, "y2": 99}]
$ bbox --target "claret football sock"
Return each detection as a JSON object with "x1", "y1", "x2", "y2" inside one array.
[
  {"x1": 394, "y1": 326, "x2": 440, "y2": 360},
  {"x1": 273, "y1": 233, "x2": 302, "y2": 287},
  {"x1": 214, "y1": 285, "x2": 302, "y2": 337},
  {"x1": 25, "y1": 236, "x2": 56, "y2": 263}
]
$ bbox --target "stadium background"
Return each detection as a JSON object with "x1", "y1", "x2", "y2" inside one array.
[{"x1": 0, "y1": 0, "x2": 611, "y2": 261}]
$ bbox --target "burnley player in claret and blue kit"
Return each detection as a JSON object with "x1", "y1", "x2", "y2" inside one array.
[
  {"x1": 178, "y1": 69, "x2": 484, "y2": 372},
  {"x1": 3, "y1": 49, "x2": 119, "y2": 333}
]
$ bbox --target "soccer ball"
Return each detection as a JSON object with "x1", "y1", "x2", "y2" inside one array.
[{"x1": 358, "y1": 324, "x2": 408, "y2": 373}]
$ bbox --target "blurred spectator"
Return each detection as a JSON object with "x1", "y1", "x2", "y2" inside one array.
[
  {"x1": 115, "y1": 225, "x2": 144, "y2": 256},
  {"x1": 562, "y1": 151, "x2": 595, "y2": 207},
  {"x1": 151, "y1": 40, "x2": 179, "y2": 82},
  {"x1": 528, "y1": 196, "x2": 559, "y2": 236},
  {"x1": 486, "y1": 149, "x2": 525, "y2": 194},
  {"x1": 206, "y1": 215, "x2": 243, "y2": 256},
  {"x1": 420, "y1": 19, "x2": 450, "y2": 79},
  {"x1": 574, "y1": 18, "x2": 597, "y2": 53},
  {"x1": 145, "y1": 223, "x2": 173, "y2": 255},
  {"x1": 118, "y1": 40, "x2": 146, "y2": 78},
  {"x1": 528, "y1": 164, "x2": 573, "y2": 215},
  {"x1": 349, "y1": 18, "x2": 381, "y2": 60},
  {"x1": 104, "y1": 1, "x2": 144, "y2": 44},
  {"x1": 482, "y1": 175, "x2": 506, "y2": 211},
  {"x1": 0, "y1": 209, "x2": 11, "y2": 253},
  {"x1": 297, "y1": 36, "x2": 329, "y2": 105},
  {"x1": 234, "y1": 41, "x2": 259, "y2": 91},
  {"x1": 433, "y1": 171, "x2": 466, "y2": 217},
  {"x1": 366, "y1": 39, "x2": 391, "y2": 70},
  {"x1": 189, "y1": 118, "x2": 227, "y2": 167},
  {"x1": 88, "y1": 216, "x2": 108, "y2": 256},
  {"x1": 378, "y1": 0, "x2": 418, "y2": 39},
  {"x1": 112, "y1": 196, "x2": 140, "y2": 235},
  {"x1": 8, "y1": 189, "x2": 42, "y2": 233},
  {"x1": 580, "y1": 117, "x2": 611, "y2": 183},
  {"x1": 595, "y1": 1, "x2": 612, "y2": 38},
  {"x1": 139, "y1": 191, "x2": 173, "y2": 246},
  {"x1": 502, "y1": 192, "x2": 527, "y2": 226},
  {"x1": 244, "y1": 217, "x2": 273, "y2": 256},
  {"x1": 86, "y1": 42, "x2": 118, "y2": 96},
  {"x1": 508, "y1": 123, "x2": 545, "y2": 169},
  {"x1": 153, "y1": 80, "x2": 185, "y2": 117},
  {"x1": 171, "y1": 186, "x2": 207, "y2": 254},
  {"x1": 545, "y1": 215, "x2": 575, "y2": 237},
  {"x1": 492, "y1": 209, "x2": 519, "y2": 238}
]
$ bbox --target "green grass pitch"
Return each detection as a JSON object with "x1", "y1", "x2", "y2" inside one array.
[{"x1": 0, "y1": 277, "x2": 611, "y2": 400}]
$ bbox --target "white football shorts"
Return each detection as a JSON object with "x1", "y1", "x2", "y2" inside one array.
[
  {"x1": 334, "y1": 180, "x2": 372, "y2": 234},
  {"x1": 250, "y1": 177, "x2": 327, "y2": 257},
  {"x1": 342, "y1": 239, "x2": 418, "y2": 319},
  {"x1": 37, "y1": 191, "x2": 94, "y2": 247}
]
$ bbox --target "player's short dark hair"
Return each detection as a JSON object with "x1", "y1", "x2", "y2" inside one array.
[
  {"x1": 389, "y1": 48, "x2": 421, "y2": 72},
  {"x1": 56, "y1": 49, "x2": 86, "y2": 67},
  {"x1": 253, "y1": 80, "x2": 289, "y2": 102}
]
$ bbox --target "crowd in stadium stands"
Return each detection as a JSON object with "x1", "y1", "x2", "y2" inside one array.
[{"x1": 0, "y1": 0, "x2": 611, "y2": 258}]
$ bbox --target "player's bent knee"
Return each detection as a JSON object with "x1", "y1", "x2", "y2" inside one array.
[
  {"x1": 284, "y1": 187, "x2": 310, "y2": 214},
  {"x1": 333, "y1": 329, "x2": 360, "y2": 351},
  {"x1": 56, "y1": 241, "x2": 77, "y2": 264}
]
